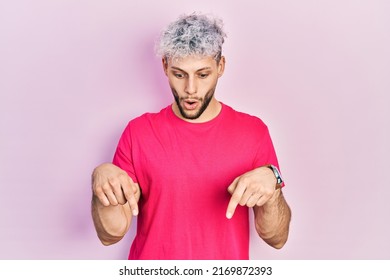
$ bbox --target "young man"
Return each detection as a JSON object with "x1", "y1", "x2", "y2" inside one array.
[{"x1": 91, "y1": 13, "x2": 291, "y2": 260}]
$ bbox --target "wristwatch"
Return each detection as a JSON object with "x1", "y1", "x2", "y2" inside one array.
[{"x1": 267, "y1": 165, "x2": 284, "y2": 189}]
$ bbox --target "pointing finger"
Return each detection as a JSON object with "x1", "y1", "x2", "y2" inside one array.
[
  {"x1": 226, "y1": 181, "x2": 246, "y2": 219},
  {"x1": 122, "y1": 177, "x2": 139, "y2": 216}
]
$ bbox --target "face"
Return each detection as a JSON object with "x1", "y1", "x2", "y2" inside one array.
[{"x1": 163, "y1": 55, "x2": 225, "y2": 122}]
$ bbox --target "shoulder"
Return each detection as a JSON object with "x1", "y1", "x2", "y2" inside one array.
[
  {"x1": 127, "y1": 105, "x2": 170, "y2": 129},
  {"x1": 117, "y1": 106, "x2": 171, "y2": 141},
  {"x1": 222, "y1": 103, "x2": 268, "y2": 132}
]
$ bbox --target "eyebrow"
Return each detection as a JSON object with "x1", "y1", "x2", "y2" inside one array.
[{"x1": 170, "y1": 66, "x2": 212, "y2": 73}]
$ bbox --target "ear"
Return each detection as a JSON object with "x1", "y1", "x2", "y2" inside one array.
[
  {"x1": 217, "y1": 56, "x2": 226, "y2": 78},
  {"x1": 162, "y1": 57, "x2": 168, "y2": 76}
]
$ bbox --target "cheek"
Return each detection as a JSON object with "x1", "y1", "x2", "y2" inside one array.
[
  {"x1": 202, "y1": 78, "x2": 218, "y2": 90},
  {"x1": 168, "y1": 77, "x2": 183, "y2": 88}
]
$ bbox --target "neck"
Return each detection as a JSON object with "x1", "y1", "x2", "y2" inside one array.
[{"x1": 172, "y1": 98, "x2": 222, "y2": 123}]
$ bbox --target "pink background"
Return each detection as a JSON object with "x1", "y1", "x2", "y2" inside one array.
[{"x1": 1, "y1": 0, "x2": 389, "y2": 259}]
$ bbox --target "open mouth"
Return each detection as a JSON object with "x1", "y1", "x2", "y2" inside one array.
[{"x1": 183, "y1": 100, "x2": 198, "y2": 110}]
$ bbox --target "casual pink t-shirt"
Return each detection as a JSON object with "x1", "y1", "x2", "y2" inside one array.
[{"x1": 113, "y1": 103, "x2": 281, "y2": 259}]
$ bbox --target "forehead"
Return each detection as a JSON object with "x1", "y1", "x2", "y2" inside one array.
[{"x1": 168, "y1": 55, "x2": 217, "y2": 71}]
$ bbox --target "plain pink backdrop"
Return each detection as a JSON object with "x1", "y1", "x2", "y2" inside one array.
[{"x1": 1, "y1": 0, "x2": 389, "y2": 259}]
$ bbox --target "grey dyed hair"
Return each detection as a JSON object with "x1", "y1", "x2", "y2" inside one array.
[{"x1": 156, "y1": 13, "x2": 227, "y2": 62}]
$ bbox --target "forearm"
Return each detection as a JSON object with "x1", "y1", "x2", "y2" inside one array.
[
  {"x1": 91, "y1": 196, "x2": 132, "y2": 245},
  {"x1": 254, "y1": 189, "x2": 291, "y2": 249}
]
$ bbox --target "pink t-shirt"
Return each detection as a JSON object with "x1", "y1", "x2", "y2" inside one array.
[{"x1": 113, "y1": 103, "x2": 281, "y2": 259}]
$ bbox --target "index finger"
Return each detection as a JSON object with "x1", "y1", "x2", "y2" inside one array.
[
  {"x1": 226, "y1": 181, "x2": 246, "y2": 219},
  {"x1": 121, "y1": 177, "x2": 139, "y2": 216}
]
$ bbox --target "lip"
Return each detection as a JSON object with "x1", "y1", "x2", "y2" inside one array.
[{"x1": 183, "y1": 99, "x2": 199, "y2": 110}]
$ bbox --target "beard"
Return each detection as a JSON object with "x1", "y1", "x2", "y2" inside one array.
[{"x1": 171, "y1": 87, "x2": 216, "y2": 120}]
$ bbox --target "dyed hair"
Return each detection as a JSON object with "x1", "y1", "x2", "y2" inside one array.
[{"x1": 156, "y1": 13, "x2": 227, "y2": 62}]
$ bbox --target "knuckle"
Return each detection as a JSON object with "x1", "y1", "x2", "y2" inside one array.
[
  {"x1": 127, "y1": 176, "x2": 135, "y2": 184},
  {"x1": 247, "y1": 201, "x2": 255, "y2": 207},
  {"x1": 246, "y1": 185, "x2": 257, "y2": 193},
  {"x1": 118, "y1": 172, "x2": 128, "y2": 180},
  {"x1": 91, "y1": 167, "x2": 99, "y2": 179},
  {"x1": 121, "y1": 186, "x2": 130, "y2": 195},
  {"x1": 238, "y1": 201, "x2": 246, "y2": 206},
  {"x1": 96, "y1": 194, "x2": 108, "y2": 205},
  {"x1": 108, "y1": 195, "x2": 118, "y2": 205},
  {"x1": 112, "y1": 184, "x2": 123, "y2": 193},
  {"x1": 107, "y1": 176, "x2": 118, "y2": 185},
  {"x1": 232, "y1": 193, "x2": 241, "y2": 201},
  {"x1": 264, "y1": 188, "x2": 274, "y2": 197},
  {"x1": 123, "y1": 183, "x2": 133, "y2": 193},
  {"x1": 239, "y1": 177, "x2": 249, "y2": 185},
  {"x1": 117, "y1": 198, "x2": 127, "y2": 205},
  {"x1": 93, "y1": 187, "x2": 104, "y2": 196},
  {"x1": 101, "y1": 183, "x2": 112, "y2": 192}
]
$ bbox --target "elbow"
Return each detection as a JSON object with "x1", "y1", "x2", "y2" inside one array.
[
  {"x1": 101, "y1": 239, "x2": 117, "y2": 246},
  {"x1": 255, "y1": 222, "x2": 290, "y2": 250},
  {"x1": 259, "y1": 232, "x2": 289, "y2": 250},
  {"x1": 101, "y1": 240, "x2": 112, "y2": 246},
  {"x1": 272, "y1": 243, "x2": 284, "y2": 250},
  {"x1": 267, "y1": 236, "x2": 288, "y2": 249},
  {"x1": 98, "y1": 235, "x2": 122, "y2": 246}
]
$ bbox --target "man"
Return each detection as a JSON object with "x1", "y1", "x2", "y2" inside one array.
[{"x1": 91, "y1": 13, "x2": 291, "y2": 260}]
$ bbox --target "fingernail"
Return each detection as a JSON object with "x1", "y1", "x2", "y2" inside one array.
[
  {"x1": 226, "y1": 212, "x2": 232, "y2": 219},
  {"x1": 133, "y1": 209, "x2": 138, "y2": 216}
]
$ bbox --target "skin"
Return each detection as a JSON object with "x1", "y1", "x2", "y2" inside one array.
[
  {"x1": 163, "y1": 55, "x2": 225, "y2": 123},
  {"x1": 227, "y1": 167, "x2": 291, "y2": 248},
  {"x1": 91, "y1": 163, "x2": 140, "y2": 245},
  {"x1": 91, "y1": 55, "x2": 291, "y2": 249}
]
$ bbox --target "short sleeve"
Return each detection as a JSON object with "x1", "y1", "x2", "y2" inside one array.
[
  {"x1": 112, "y1": 122, "x2": 138, "y2": 183},
  {"x1": 253, "y1": 125, "x2": 285, "y2": 186}
]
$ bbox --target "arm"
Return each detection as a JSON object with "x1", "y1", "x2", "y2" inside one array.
[
  {"x1": 253, "y1": 188, "x2": 291, "y2": 249},
  {"x1": 91, "y1": 163, "x2": 141, "y2": 245},
  {"x1": 226, "y1": 166, "x2": 291, "y2": 249}
]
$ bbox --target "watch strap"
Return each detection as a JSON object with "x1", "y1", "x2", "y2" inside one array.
[{"x1": 266, "y1": 164, "x2": 284, "y2": 189}]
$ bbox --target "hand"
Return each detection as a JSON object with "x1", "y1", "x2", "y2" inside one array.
[
  {"x1": 92, "y1": 163, "x2": 140, "y2": 216},
  {"x1": 226, "y1": 166, "x2": 277, "y2": 219}
]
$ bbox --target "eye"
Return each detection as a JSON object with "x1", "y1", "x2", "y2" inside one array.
[
  {"x1": 173, "y1": 72, "x2": 185, "y2": 79},
  {"x1": 198, "y1": 73, "x2": 209, "y2": 79}
]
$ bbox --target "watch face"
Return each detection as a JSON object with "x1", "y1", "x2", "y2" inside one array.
[{"x1": 269, "y1": 165, "x2": 283, "y2": 187}]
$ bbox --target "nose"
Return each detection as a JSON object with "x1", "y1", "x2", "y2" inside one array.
[{"x1": 184, "y1": 76, "x2": 197, "y2": 95}]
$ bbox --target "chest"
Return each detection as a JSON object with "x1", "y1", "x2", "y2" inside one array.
[{"x1": 132, "y1": 124, "x2": 258, "y2": 200}]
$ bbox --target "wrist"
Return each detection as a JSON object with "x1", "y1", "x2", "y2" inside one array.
[{"x1": 265, "y1": 164, "x2": 284, "y2": 189}]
